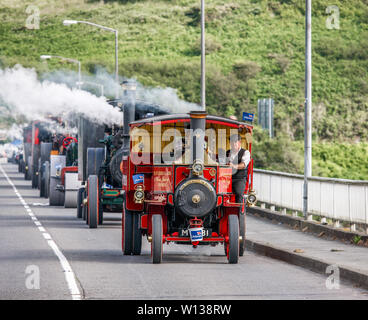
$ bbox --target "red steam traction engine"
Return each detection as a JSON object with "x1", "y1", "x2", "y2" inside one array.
[{"x1": 120, "y1": 83, "x2": 256, "y2": 264}]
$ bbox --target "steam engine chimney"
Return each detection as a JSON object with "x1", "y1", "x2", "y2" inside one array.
[
  {"x1": 189, "y1": 111, "x2": 207, "y2": 174},
  {"x1": 121, "y1": 80, "x2": 137, "y2": 156}
]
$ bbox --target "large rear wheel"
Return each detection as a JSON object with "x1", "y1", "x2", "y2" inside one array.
[
  {"x1": 227, "y1": 215, "x2": 239, "y2": 264},
  {"x1": 86, "y1": 148, "x2": 104, "y2": 177},
  {"x1": 44, "y1": 161, "x2": 50, "y2": 198},
  {"x1": 24, "y1": 161, "x2": 31, "y2": 180},
  {"x1": 87, "y1": 175, "x2": 99, "y2": 229},
  {"x1": 37, "y1": 158, "x2": 42, "y2": 191},
  {"x1": 151, "y1": 214, "x2": 163, "y2": 264},
  {"x1": 49, "y1": 177, "x2": 64, "y2": 206},
  {"x1": 82, "y1": 189, "x2": 87, "y2": 221},
  {"x1": 31, "y1": 163, "x2": 38, "y2": 189},
  {"x1": 39, "y1": 162, "x2": 45, "y2": 198},
  {"x1": 77, "y1": 187, "x2": 85, "y2": 219}
]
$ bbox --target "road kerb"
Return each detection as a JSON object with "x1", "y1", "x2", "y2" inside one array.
[{"x1": 245, "y1": 238, "x2": 368, "y2": 290}]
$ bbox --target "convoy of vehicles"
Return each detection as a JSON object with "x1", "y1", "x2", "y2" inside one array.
[{"x1": 9, "y1": 81, "x2": 256, "y2": 264}]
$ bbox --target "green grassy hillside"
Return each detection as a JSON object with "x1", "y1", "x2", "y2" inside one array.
[{"x1": 0, "y1": 0, "x2": 367, "y2": 179}]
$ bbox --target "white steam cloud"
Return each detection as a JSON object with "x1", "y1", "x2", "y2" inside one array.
[
  {"x1": 0, "y1": 65, "x2": 124, "y2": 125},
  {"x1": 6, "y1": 123, "x2": 23, "y2": 140},
  {"x1": 0, "y1": 65, "x2": 201, "y2": 139},
  {"x1": 42, "y1": 66, "x2": 201, "y2": 113},
  {"x1": 135, "y1": 85, "x2": 200, "y2": 113}
]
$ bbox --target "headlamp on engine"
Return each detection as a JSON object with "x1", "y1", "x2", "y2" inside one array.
[
  {"x1": 134, "y1": 185, "x2": 144, "y2": 204},
  {"x1": 192, "y1": 160, "x2": 204, "y2": 176},
  {"x1": 246, "y1": 190, "x2": 257, "y2": 206}
]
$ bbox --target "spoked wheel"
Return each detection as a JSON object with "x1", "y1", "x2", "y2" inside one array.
[
  {"x1": 77, "y1": 187, "x2": 85, "y2": 219},
  {"x1": 151, "y1": 214, "x2": 163, "y2": 264},
  {"x1": 122, "y1": 204, "x2": 133, "y2": 255},
  {"x1": 87, "y1": 175, "x2": 99, "y2": 229},
  {"x1": 226, "y1": 215, "x2": 239, "y2": 264},
  {"x1": 239, "y1": 210, "x2": 246, "y2": 257}
]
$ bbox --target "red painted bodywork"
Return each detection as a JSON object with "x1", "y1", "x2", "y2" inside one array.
[{"x1": 60, "y1": 166, "x2": 78, "y2": 186}]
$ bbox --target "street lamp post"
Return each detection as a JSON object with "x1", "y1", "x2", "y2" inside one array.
[
  {"x1": 303, "y1": 0, "x2": 312, "y2": 220},
  {"x1": 201, "y1": 0, "x2": 205, "y2": 110},
  {"x1": 40, "y1": 55, "x2": 81, "y2": 89},
  {"x1": 63, "y1": 20, "x2": 119, "y2": 99}
]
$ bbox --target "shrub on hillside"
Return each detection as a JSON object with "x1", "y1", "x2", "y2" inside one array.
[
  {"x1": 185, "y1": 4, "x2": 239, "y2": 26},
  {"x1": 232, "y1": 61, "x2": 261, "y2": 82},
  {"x1": 267, "y1": 53, "x2": 290, "y2": 74},
  {"x1": 191, "y1": 36, "x2": 223, "y2": 55},
  {"x1": 251, "y1": 125, "x2": 303, "y2": 174}
]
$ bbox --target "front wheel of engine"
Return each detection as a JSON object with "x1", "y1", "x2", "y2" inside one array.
[
  {"x1": 227, "y1": 215, "x2": 239, "y2": 264},
  {"x1": 122, "y1": 204, "x2": 133, "y2": 255},
  {"x1": 132, "y1": 214, "x2": 142, "y2": 255},
  {"x1": 151, "y1": 214, "x2": 163, "y2": 264},
  {"x1": 77, "y1": 187, "x2": 85, "y2": 219},
  {"x1": 87, "y1": 175, "x2": 99, "y2": 229}
]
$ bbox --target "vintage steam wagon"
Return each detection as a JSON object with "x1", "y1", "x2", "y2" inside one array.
[
  {"x1": 119, "y1": 85, "x2": 256, "y2": 264},
  {"x1": 76, "y1": 115, "x2": 105, "y2": 221},
  {"x1": 47, "y1": 132, "x2": 80, "y2": 207},
  {"x1": 21, "y1": 121, "x2": 52, "y2": 189},
  {"x1": 80, "y1": 85, "x2": 169, "y2": 228},
  {"x1": 24, "y1": 116, "x2": 81, "y2": 207},
  {"x1": 21, "y1": 124, "x2": 32, "y2": 179}
]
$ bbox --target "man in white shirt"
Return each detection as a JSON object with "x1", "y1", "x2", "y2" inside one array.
[{"x1": 227, "y1": 134, "x2": 251, "y2": 203}]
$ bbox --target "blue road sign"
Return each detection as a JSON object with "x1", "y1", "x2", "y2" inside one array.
[{"x1": 242, "y1": 112, "x2": 255, "y2": 122}]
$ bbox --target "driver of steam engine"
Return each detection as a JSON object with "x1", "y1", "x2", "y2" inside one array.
[{"x1": 227, "y1": 134, "x2": 251, "y2": 203}]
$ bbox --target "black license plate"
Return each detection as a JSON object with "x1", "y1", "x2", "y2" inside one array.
[{"x1": 179, "y1": 228, "x2": 212, "y2": 238}]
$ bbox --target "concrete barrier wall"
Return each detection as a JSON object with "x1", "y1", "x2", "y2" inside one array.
[{"x1": 253, "y1": 169, "x2": 368, "y2": 227}]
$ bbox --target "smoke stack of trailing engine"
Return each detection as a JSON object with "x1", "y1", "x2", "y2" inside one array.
[{"x1": 122, "y1": 80, "x2": 137, "y2": 155}]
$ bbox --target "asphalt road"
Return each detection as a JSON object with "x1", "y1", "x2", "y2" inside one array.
[{"x1": 0, "y1": 162, "x2": 367, "y2": 300}]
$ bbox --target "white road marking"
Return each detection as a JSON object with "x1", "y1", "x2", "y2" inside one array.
[
  {"x1": 42, "y1": 233, "x2": 52, "y2": 240},
  {"x1": 0, "y1": 165, "x2": 82, "y2": 300}
]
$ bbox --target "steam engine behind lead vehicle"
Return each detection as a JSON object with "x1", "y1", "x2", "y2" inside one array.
[{"x1": 120, "y1": 83, "x2": 256, "y2": 264}]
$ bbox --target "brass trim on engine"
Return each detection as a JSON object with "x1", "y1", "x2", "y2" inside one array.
[
  {"x1": 246, "y1": 190, "x2": 257, "y2": 207},
  {"x1": 134, "y1": 185, "x2": 144, "y2": 204},
  {"x1": 178, "y1": 178, "x2": 213, "y2": 192}
]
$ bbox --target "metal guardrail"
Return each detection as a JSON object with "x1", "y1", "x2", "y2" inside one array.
[{"x1": 253, "y1": 169, "x2": 368, "y2": 233}]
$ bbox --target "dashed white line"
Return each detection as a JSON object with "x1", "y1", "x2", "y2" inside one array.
[{"x1": 0, "y1": 165, "x2": 82, "y2": 300}]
